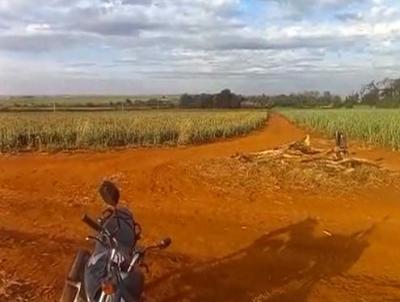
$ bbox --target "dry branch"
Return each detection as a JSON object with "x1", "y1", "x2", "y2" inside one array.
[
  {"x1": 239, "y1": 134, "x2": 383, "y2": 173},
  {"x1": 337, "y1": 158, "x2": 381, "y2": 168}
]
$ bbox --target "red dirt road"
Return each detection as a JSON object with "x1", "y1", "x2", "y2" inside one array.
[{"x1": 0, "y1": 114, "x2": 399, "y2": 301}]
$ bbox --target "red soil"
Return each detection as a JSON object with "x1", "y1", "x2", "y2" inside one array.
[{"x1": 0, "y1": 114, "x2": 399, "y2": 301}]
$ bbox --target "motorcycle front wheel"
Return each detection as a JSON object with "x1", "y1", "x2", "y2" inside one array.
[{"x1": 60, "y1": 249, "x2": 90, "y2": 302}]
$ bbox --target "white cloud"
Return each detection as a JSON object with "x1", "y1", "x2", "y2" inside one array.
[
  {"x1": 25, "y1": 23, "x2": 51, "y2": 33},
  {"x1": 0, "y1": 0, "x2": 399, "y2": 94},
  {"x1": 267, "y1": 0, "x2": 368, "y2": 12}
]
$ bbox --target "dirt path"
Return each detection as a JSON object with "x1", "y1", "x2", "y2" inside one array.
[{"x1": 0, "y1": 114, "x2": 399, "y2": 301}]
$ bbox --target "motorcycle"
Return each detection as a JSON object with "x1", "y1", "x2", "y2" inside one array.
[{"x1": 60, "y1": 181, "x2": 171, "y2": 302}]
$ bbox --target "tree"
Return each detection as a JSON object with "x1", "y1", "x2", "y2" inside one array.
[
  {"x1": 358, "y1": 78, "x2": 400, "y2": 108},
  {"x1": 321, "y1": 91, "x2": 332, "y2": 105},
  {"x1": 214, "y1": 89, "x2": 241, "y2": 108},
  {"x1": 179, "y1": 90, "x2": 242, "y2": 109},
  {"x1": 344, "y1": 93, "x2": 358, "y2": 108},
  {"x1": 214, "y1": 89, "x2": 231, "y2": 108},
  {"x1": 361, "y1": 81, "x2": 379, "y2": 107},
  {"x1": 199, "y1": 94, "x2": 214, "y2": 108},
  {"x1": 180, "y1": 94, "x2": 196, "y2": 108}
]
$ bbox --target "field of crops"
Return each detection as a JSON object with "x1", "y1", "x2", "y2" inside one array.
[
  {"x1": 282, "y1": 109, "x2": 400, "y2": 150},
  {"x1": 0, "y1": 110, "x2": 267, "y2": 152}
]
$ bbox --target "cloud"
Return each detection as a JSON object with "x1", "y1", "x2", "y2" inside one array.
[
  {"x1": 0, "y1": 22, "x2": 9, "y2": 30},
  {"x1": 0, "y1": 0, "x2": 399, "y2": 95},
  {"x1": 268, "y1": 0, "x2": 367, "y2": 12},
  {"x1": 0, "y1": 32, "x2": 88, "y2": 52},
  {"x1": 335, "y1": 12, "x2": 363, "y2": 21}
]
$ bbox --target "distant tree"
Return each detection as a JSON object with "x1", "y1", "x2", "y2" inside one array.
[
  {"x1": 361, "y1": 81, "x2": 379, "y2": 107},
  {"x1": 134, "y1": 100, "x2": 145, "y2": 106},
  {"x1": 179, "y1": 91, "x2": 243, "y2": 108},
  {"x1": 331, "y1": 96, "x2": 343, "y2": 108},
  {"x1": 214, "y1": 89, "x2": 241, "y2": 108},
  {"x1": 147, "y1": 98, "x2": 159, "y2": 107},
  {"x1": 199, "y1": 94, "x2": 214, "y2": 108},
  {"x1": 214, "y1": 89, "x2": 231, "y2": 108},
  {"x1": 180, "y1": 94, "x2": 196, "y2": 108},
  {"x1": 344, "y1": 93, "x2": 358, "y2": 108},
  {"x1": 322, "y1": 91, "x2": 332, "y2": 105}
]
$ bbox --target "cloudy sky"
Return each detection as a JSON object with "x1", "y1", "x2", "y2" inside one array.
[{"x1": 0, "y1": 0, "x2": 399, "y2": 95}]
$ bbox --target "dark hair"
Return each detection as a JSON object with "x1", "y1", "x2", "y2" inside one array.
[{"x1": 99, "y1": 181, "x2": 120, "y2": 206}]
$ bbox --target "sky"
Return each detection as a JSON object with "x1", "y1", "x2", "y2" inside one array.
[{"x1": 0, "y1": 0, "x2": 399, "y2": 95}]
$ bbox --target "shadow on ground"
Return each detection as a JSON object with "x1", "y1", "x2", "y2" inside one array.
[
  {"x1": 148, "y1": 218, "x2": 375, "y2": 302},
  {"x1": 0, "y1": 228, "x2": 89, "y2": 253}
]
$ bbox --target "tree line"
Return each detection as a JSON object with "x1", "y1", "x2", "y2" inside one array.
[
  {"x1": 359, "y1": 78, "x2": 400, "y2": 108},
  {"x1": 179, "y1": 77, "x2": 400, "y2": 109},
  {"x1": 5, "y1": 77, "x2": 399, "y2": 111},
  {"x1": 180, "y1": 89, "x2": 243, "y2": 108},
  {"x1": 179, "y1": 89, "x2": 347, "y2": 109}
]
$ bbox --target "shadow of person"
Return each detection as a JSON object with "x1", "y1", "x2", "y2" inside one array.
[{"x1": 147, "y1": 218, "x2": 375, "y2": 302}]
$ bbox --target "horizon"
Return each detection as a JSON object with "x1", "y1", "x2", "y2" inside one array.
[
  {"x1": 1, "y1": 0, "x2": 399, "y2": 95},
  {"x1": 0, "y1": 90, "x2": 349, "y2": 98}
]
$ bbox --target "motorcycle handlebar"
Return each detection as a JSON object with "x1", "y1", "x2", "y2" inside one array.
[
  {"x1": 82, "y1": 214, "x2": 102, "y2": 233},
  {"x1": 143, "y1": 237, "x2": 172, "y2": 253}
]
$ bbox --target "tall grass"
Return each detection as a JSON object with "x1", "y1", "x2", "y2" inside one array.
[
  {"x1": 282, "y1": 109, "x2": 400, "y2": 150},
  {"x1": 0, "y1": 110, "x2": 268, "y2": 152}
]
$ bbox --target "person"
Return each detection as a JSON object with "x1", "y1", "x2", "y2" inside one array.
[
  {"x1": 98, "y1": 180, "x2": 138, "y2": 250},
  {"x1": 85, "y1": 181, "x2": 143, "y2": 301}
]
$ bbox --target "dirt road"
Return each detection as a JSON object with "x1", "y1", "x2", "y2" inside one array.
[{"x1": 0, "y1": 114, "x2": 399, "y2": 301}]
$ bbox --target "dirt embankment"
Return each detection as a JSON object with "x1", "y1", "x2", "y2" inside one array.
[{"x1": 0, "y1": 114, "x2": 400, "y2": 302}]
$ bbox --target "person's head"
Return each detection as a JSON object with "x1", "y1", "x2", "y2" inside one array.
[{"x1": 99, "y1": 180, "x2": 120, "y2": 207}]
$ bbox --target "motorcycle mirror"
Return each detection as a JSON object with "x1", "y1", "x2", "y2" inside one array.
[
  {"x1": 158, "y1": 238, "x2": 172, "y2": 249},
  {"x1": 99, "y1": 181, "x2": 120, "y2": 207}
]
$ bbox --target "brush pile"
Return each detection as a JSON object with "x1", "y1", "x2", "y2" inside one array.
[
  {"x1": 236, "y1": 135, "x2": 382, "y2": 175},
  {"x1": 188, "y1": 134, "x2": 398, "y2": 199}
]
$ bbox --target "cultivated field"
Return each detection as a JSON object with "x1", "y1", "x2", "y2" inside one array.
[
  {"x1": 0, "y1": 110, "x2": 267, "y2": 152},
  {"x1": 282, "y1": 109, "x2": 400, "y2": 150}
]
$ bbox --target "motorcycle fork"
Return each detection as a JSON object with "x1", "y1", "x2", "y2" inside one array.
[{"x1": 65, "y1": 279, "x2": 83, "y2": 302}]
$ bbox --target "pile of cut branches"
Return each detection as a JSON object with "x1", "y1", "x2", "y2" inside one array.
[
  {"x1": 236, "y1": 135, "x2": 382, "y2": 175},
  {"x1": 191, "y1": 134, "x2": 398, "y2": 197}
]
